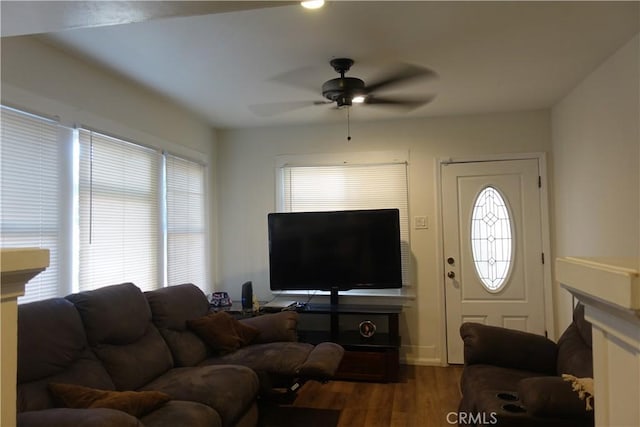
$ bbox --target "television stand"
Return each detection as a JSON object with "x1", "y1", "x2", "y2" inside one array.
[
  {"x1": 330, "y1": 286, "x2": 340, "y2": 306},
  {"x1": 298, "y1": 303, "x2": 402, "y2": 382}
]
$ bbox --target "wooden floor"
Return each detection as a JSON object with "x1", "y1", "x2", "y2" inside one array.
[{"x1": 291, "y1": 365, "x2": 463, "y2": 427}]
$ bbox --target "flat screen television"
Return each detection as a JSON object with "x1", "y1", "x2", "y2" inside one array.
[{"x1": 267, "y1": 208, "x2": 402, "y2": 304}]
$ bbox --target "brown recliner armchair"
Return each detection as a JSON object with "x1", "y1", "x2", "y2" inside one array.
[{"x1": 458, "y1": 304, "x2": 594, "y2": 427}]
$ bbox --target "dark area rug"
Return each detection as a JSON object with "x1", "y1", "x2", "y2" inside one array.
[{"x1": 258, "y1": 405, "x2": 341, "y2": 427}]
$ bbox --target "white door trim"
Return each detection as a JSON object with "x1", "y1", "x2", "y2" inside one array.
[{"x1": 435, "y1": 152, "x2": 555, "y2": 365}]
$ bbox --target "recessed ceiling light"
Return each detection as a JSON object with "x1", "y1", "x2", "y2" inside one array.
[{"x1": 301, "y1": 0, "x2": 325, "y2": 10}]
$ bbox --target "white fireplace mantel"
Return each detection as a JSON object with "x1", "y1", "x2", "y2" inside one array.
[
  {"x1": 1, "y1": 248, "x2": 49, "y2": 427},
  {"x1": 556, "y1": 256, "x2": 640, "y2": 427}
]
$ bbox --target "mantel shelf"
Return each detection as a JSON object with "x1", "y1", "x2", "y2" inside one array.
[
  {"x1": 556, "y1": 256, "x2": 639, "y2": 312},
  {"x1": 556, "y1": 256, "x2": 640, "y2": 427},
  {"x1": 1, "y1": 248, "x2": 50, "y2": 301}
]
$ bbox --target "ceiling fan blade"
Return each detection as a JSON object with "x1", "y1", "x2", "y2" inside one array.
[
  {"x1": 364, "y1": 94, "x2": 436, "y2": 110},
  {"x1": 268, "y1": 65, "x2": 326, "y2": 94},
  {"x1": 248, "y1": 100, "x2": 329, "y2": 117},
  {"x1": 365, "y1": 64, "x2": 437, "y2": 94}
]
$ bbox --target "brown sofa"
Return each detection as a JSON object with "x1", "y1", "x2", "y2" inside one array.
[
  {"x1": 458, "y1": 304, "x2": 594, "y2": 427},
  {"x1": 17, "y1": 283, "x2": 344, "y2": 427},
  {"x1": 144, "y1": 283, "x2": 345, "y2": 396}
]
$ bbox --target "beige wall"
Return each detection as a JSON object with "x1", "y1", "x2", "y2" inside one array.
[
  {"x1": 217, "y1": 110, "x2": 551, "y2": 364},
  {"x1": 551, "y1": 34, "x2": 640, "y2": 333},
  {"x1": 1, "y1": 37, "x2": 215, "y2": 155},
  {"x1": 1, "y1": 36, "x2": 219, "y2": 293}
]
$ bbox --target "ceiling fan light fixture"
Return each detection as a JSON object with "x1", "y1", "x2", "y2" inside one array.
[
  {"x1": 301, "y1": 0, "x2": 324, "y2": 10},
  {"x1": 249, "y1": 57, "x2": 436, "y2": 118}
]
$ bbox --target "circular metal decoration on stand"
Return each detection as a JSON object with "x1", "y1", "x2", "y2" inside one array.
[{"x1": 359, "y1": 320, "x2": 376, "y2": 338}]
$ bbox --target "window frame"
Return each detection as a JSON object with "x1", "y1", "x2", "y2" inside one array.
[
  {"x1": 1, "y1": 104, "x2": 211, "y2": 303},
  {"x1": 274, "y1": 150, "x2": 412, "y2": 298},
  {"x1": 77, "y1": 128, "x2": 163, "y2": 292},
  {"x1": 1, "y1": 105, "x2": 75, "y2": 303},
  {"x1": 165, "y1": 152, "x2": 208, "y2": 288}
]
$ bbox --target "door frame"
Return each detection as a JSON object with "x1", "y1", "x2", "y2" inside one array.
[{"x1": 435, "y1": 152, "x2": 555, "y2": 365}]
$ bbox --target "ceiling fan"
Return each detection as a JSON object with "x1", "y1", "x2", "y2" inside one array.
[
  {"x1": 319, "y1": 57, "x2": 436, "y2": 108},
  {"x1": 249, "y1": 58, "x2": 437, "y2": 117}
]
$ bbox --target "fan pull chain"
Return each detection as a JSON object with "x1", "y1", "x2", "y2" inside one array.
[{"x1": 347, "y1": 107, "x2": 352, "y2": 141}]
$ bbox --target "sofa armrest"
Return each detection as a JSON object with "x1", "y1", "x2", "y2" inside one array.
[
  {"x1": 18, "y1": 408, "x2": 143, "y2": 427},
  {"x1": 296, "y1": 342, "x2": 345, "y2": 381},
  {"x1": 518, "y1": 376, "x2": 593, "y2": 417},
  {"x1": 240, "y1": 311, "x2": 298, "y2": 343},
  {"x1": 460, "y1": 322, "x2": 557, "y2": 374}
]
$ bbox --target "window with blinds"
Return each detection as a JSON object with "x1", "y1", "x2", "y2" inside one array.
[
  {"x1": 1, "y1": 104, "x2": 210, "y2": 302},
  {"x1": 279, "y1": 161, "x2": 410, "y2": 286},
  {"x1": 166, "y1": 154, "x2": 206, "y2": 288},
  {"x1": 0, "y1": 106, "x2": 64, "y2": 303},
  {"x1": 78, "y1": 129, "x2": 161, "y2": 292}
]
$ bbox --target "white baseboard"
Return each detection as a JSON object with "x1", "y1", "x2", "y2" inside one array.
[
  {"x1": 401, "y1": 356, "x2": 446, "y2": 366},
  {"x1": 400, "y1": 344, "x2": 448, "y2": 366}
]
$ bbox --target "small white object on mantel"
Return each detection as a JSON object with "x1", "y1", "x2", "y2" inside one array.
[
  {"x1": 556, "y1": 256, "x2": 640, "y2": 427},
  {"x1": 1, "y1": 248, "x2": 49, "y2": 427}
]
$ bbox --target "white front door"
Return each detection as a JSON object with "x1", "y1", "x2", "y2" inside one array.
[{"x1": 442, "y1": 159, "x2": 546, "y2": 364}]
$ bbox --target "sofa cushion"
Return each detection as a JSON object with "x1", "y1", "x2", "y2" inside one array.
[
  {"x1": 460, "y1": 322, "x2": 558, "y2": 375},
  {"x1": 146, "y1": 284, "x2": 210, "y2": 330},
  {"x1": 240, "y1": 311, "x2": 298, "y2": 343},
  {"x1": 140, "y1": 400, "x2": 222, "y2": 427},
  {"x1": 573, "y1": 304, "x2": 593, "y2": 348},
  {"x1": 18, "y1": 298, "x2": 103, "y2": 383},
  {"x1": 68, "y1": 283, "x2": 152, "y2": 345},
  {"x1": 48, "y1": 383, "x2": 171, "y2": 417},
  {"x1": 460, "y1": 364, "x2": 543, "y2": 400},
  {"x1": 140, "y1": 365, "x2": 259, "y2": 427},
  {"x1": 145, "y1": 284, "x2": 211, "y2": 366},
  {"x1": 17, "y1": 407, "x2": 143, "y2": 427},
  {"x1": 151, "y1": 327, "x2": 209, "y2": 368},
  {"x1": 518, "y1": 376, "x2": 592, "y2": 417},
  {"x1": 557, "y1": 324, "x2": 593, "y2": 378},
  {"x1": 462, "y1": 389, "x2": 593, "y2": 427},
  {"x1": 199, "y1": 341, "x2": 315, "y2": 377},
  {"x1": 296, "y1": 341, "x2": 345, "y2": 380},
  {"x1": 188, "y1": 312, "x2": 259, "y2": 354},
  {"x1": 66, "y1": 283, "x2": 174, "y2": 390},
  {"x1": 17, "y1": 298, "x2": 115, "y2": 412}
]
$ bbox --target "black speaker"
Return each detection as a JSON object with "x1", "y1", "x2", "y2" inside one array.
[{"x1": 241, "y1": 281, "x2": 253, "y2": 311}]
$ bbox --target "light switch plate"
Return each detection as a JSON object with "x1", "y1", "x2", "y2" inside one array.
[{"x1": 414, "y1": 215, "x2": 428, "y2": 229}]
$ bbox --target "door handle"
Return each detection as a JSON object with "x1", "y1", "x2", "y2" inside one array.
[{"x1": 447, "y1": 271, "x2": 456, "y2": 279}]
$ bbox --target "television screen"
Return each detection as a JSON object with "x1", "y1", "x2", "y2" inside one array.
[{"x1": 267, "y1": 209, "x2": 402, "y2": 291}]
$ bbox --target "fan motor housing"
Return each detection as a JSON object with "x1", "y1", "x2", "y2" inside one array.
[{"x1": 322, "y1": 77, "x2": 366, "y2": 107}]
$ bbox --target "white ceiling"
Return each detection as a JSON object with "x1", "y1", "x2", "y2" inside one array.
[{"x1": 16, "y1": 1, "x2": 640, "y2": 129}]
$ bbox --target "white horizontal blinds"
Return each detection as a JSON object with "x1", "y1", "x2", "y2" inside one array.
[
  {"x1": 281, "y1": 163, "x2": 410, "y2": 285},
  {"x1": 78, "y1": 129, "x2": 160, "y2": 292},
  {"x1": 166, "y1": 154, "x2": 206, "y2": 288},
  {"x1": 0, "y1": 106, "x2": 61, "y2": 303}
]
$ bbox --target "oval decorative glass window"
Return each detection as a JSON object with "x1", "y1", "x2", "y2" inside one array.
[{"x1": 470, "y1": 186, "x2": 513, "y2": 292}]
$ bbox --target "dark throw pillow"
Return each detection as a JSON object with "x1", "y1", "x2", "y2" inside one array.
[
  {"x1": 187, "y1": 311, "x2": 259, "y2": 353},
  {"x1": 234, "y1": 317, "x2": 261, "y2": 345},
  {"x1": 48, "y1": 383, "x2": 171, "y2": 418}
]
